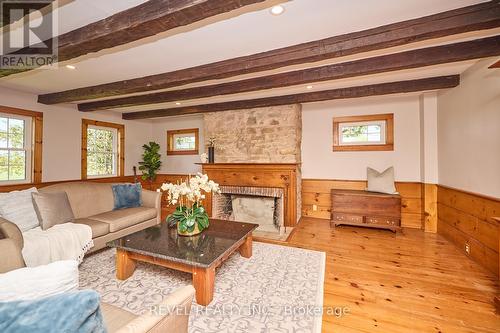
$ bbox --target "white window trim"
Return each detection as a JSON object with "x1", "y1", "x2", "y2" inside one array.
[
  {"x1": 0, "y1": 112, "x2": 32, "y2": 185},
  {"x1": 338, "y1": 120, "x2": 386, "y2": 146},
  {"x1": 86, "y1": 125, "x2": 118, "y2": 179}
]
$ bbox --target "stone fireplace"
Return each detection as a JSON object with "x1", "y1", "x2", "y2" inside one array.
[{"x1": 202, "y1": 104, "x2": 302, "y2": 240}]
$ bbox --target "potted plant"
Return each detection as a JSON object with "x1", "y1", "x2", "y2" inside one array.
[
  {"x1": 160, "y1": 173, "x2": 220, "y2": 236},
  {"x1": 138, "y1": 142, "x2": 162, "y2": 189}
]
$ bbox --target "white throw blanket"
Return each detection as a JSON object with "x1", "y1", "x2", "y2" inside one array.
[{"x1": 22, "y1": 223, "x2": 93, "y2": 267}]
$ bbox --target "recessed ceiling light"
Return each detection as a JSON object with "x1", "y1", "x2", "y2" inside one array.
[
  {"x1": 306, "y1": 85, "x2": 313, "y2": 90},
  {"x1": 270, "y1": 5, "x2": 285, "y2": 16},
  {"x1": 65, "y1": 65, "x2": 76, "y2": 70},
  {"x1": 175, "y1": 102, "x2": 181, "y2": 106}
]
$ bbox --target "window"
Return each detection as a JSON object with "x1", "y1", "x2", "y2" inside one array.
[
  {"x1": 167, "y1": 128, "x2": 199, "y2": 155},
  {"x1": 82, "y1": 119, "x2": 124, "y2": 179},
  {"x1": 333, "y1": 114, "x2": 393, "y2": 151},
  {"x1": 0, "y1": 106, "x2": 43, "y2": 185}
]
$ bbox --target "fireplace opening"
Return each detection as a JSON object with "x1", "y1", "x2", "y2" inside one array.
[{"x1": 212, "y1": 186, "x2": 285, "y2": 235}]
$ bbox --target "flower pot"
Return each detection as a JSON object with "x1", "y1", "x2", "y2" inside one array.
[
  {"x1": 177, "y1": 221, "x2": 203, "y2": 236},
  {"x1": 208, "y1": 146, "x2": 215, "y2": 163}
]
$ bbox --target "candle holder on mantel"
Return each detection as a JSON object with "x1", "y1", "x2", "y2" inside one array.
[{"x1": 207, "y1": 137, "x2": 216, "y2": 163}]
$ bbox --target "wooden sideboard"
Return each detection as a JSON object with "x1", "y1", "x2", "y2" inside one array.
[{"x1": 330, "y1": 189, "x2": 402, "y2": 232}]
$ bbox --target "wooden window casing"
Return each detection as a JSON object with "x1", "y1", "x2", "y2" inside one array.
[
  {"x1": 333, "y1": 114, "x2": 394, "y2": 152},
  {"x1": 0, "y1": 106, "x2": 43, "y2": 184},
  {"x1": 167, "y1": 128, "x2": 199, "y2": 155},
  {"x1": 82, "y1": 119, "x2": 124, "y2": 180}
]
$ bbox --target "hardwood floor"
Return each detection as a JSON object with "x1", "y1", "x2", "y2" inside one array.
[{"x1": 279, "y1": 217, "x2": 500, "y2": 333}]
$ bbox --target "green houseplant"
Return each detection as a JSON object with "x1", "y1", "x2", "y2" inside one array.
[
  {"x1": 138, "y1": 142, "x2": 162, "y2": 187},
  {"x1": 160, "y1": 173, "x2": 220, "y2": 236}
]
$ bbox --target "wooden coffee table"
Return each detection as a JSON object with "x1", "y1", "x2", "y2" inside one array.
[{"x1": 107, "y1": 219, "x2": 257, "y2": 306}]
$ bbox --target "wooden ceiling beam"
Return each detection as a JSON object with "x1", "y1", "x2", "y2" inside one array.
[
  {"x1": 37, "y1": 1, "x2": 500, "y2": 105},
  {"x1": 0, "y1": 0, "x2": 268, "y2": 77},
  {"x1": 122, "y1": 75, "x2": 460, "y2": 120},
  {"x1": 489, "y1": 59, "x2": 500, "y2": 68},
  {"x1": 78, "y1": 36, "x2": 500, "y2": 111}
]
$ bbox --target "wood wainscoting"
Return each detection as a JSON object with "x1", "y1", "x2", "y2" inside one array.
[
  {"x1": 302, "y1": 179, "x2": 424, "y2": 229},
  {"x1": 0, "y1": 176, "x2": 135, "y2": 193},
  {"x1": 437, "y1": 185, "x2": 500, "y2": 276}
]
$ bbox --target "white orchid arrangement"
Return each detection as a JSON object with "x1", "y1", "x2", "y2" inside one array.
[{"x1": 159, "y1": 173, "x2": 220, "y2": 234}]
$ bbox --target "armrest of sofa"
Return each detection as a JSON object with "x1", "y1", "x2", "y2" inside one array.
[
  {"x1": 0, "y1": 238, "x2": 26, "y2": 273},
  {"x1": 115, "y1": 285, "x2": 195, "y2": 333},
  {"x1": 0, "y1": 217, "x2": 24, "y2": 249},
  {"x1": 0, "y1": 218, "x2": 26, "y2": 273},
  {"x1": 142, "y1": 190, "x2": 162, "y2": 224}
]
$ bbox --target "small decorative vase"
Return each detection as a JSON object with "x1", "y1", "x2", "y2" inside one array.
[
  {"x1": 177, "y1": 221, "x2": 202, "y2": 236},
  {"x1": 208, "y1": 146, "x2": 215, "y2": 163}
]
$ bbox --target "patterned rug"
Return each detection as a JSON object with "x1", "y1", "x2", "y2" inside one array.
[{"x1": 79, "y1": 242, "x2": 325, "y2": 332}]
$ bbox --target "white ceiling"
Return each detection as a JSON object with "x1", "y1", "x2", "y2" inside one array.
[{"x1": 0, "y1": 0, "x2": 493, "y2": 113}]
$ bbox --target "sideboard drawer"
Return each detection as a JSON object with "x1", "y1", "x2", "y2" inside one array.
[
  {"x1": 330, "y1": 189, "x2": 401, "y2": 232},
  {"x1": 365, "y1": 216, "x2": 399, "y2": 226},
  {"x1": 332, "y1": 213, "x2": 364, "y2": 224}
]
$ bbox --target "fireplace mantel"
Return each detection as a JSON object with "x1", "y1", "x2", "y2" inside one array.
[{"x1": 200, "y1": 163, "x2": 299, "y2": 227}]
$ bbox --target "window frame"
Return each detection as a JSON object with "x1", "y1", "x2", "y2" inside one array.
[
  {"x1": 0, "y1": 106, "x2": 43, "y2": 185},
  {"x1": 81, "y1": 119, "x2": 124, "y2": 180},
  {"x1": 333, "y1": 114, "x2": 394, "y2": 152},
  {"x1": 167, "y1": 128, "x2": 199, "y2": 155}
]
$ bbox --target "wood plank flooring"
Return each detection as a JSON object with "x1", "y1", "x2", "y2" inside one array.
[{"x1": 277, "y1": 217, "x2": 500, "y2": 333}]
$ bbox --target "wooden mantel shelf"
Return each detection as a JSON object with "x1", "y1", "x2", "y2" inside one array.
[{"x1": 196, "y1": 163, "x2": 299, "y2": 166}]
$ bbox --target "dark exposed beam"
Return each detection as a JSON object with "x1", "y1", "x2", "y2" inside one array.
[
  {"x1": 122, "y1": 75, "x2": 460, "y2": 120},
  {"x1": 38, "y1": 1, "x2": 500, "y2": 105},
  {"x1": 489, "y1": 59, "x2": 500, "y2": 68},
  {"x1": 79, "y1": 36, "x2": 500, "y2": 111},
  {"x1": 0, "y1": 0, "x2": 267, "y2": 77}
]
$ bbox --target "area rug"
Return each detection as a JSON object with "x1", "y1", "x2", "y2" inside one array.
[{"x1": 79, "y1": 242, "x2": 325, "y2": 333}]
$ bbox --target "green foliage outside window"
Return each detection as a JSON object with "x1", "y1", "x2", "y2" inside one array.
[
  {"x1": 87, "y1": 127, "x2": 116, "y2": 177},
  {"x1": 0, "y1": 117, "x2": 26, "y2": 181}
]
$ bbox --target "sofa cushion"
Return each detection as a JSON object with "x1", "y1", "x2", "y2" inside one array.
[
  {"x1": 0, "y1": 260, "x2": 78, "y2": 301},
  {"x1": 32, "y1": 192, "x2": 75, "y2": 230},
  {"x1": 112, "y1": 183, "x2": 142, "y2": 210},
  {"x1": 40, "y1": 182, "x2": 115, "y2": 219},
  {"x1": 101, "y1": 302, "x2": 137, "y2": 332},
  {"x1": 0, "y1": 187, "x2": 39, "y2": 231},
  {"x1": 74, "y1": 218, "x2": 109, "y2": 238},
  {"x1": 89, "y1": 207, "x2": 157, "y2": 233}
]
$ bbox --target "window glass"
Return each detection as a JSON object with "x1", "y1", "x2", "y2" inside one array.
[
  {"x1": 0, "y1": 114, "x2": 31, "y2": 183},
  {"x1": 339, "y1": 121, "x2": 386, "y2": 145},
  {"x1": 87, "y1": 126, "x2": 117, "y2": 177}
]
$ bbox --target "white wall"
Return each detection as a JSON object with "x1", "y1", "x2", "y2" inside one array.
[
  {"x1": 419, "y1": 92, "x2": 439, "y2": 184},
  {"x1": 0, "y1": 86, "x2": 152, "y2": 182},
  {"x1": 437, "y1": 58, "x2": 500, "y2": 198},
  {"x1": 151, "y1": 115, "x2": 204, "y2": 175},
  {"x1": 301, "y1": 94, "x2": 423, "y2": 181}
]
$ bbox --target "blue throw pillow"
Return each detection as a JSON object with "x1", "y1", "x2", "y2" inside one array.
[
  {"x1": 0, "y1": 290, "x2": 106, "y2": 333},
  {"x1": 112, "y1": 183, "x2": 142, "y2": 210}
]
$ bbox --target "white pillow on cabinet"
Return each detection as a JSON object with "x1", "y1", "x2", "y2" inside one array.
[
  {"x1": 0, "y1": 260, "x2": 79, "y2": 302},
  {"x1": 366, "y1": 167, "x2": 398, "y2": 195},
  {"x1": 0, "y1": 187, "x2": 39, "y2": 231}
]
